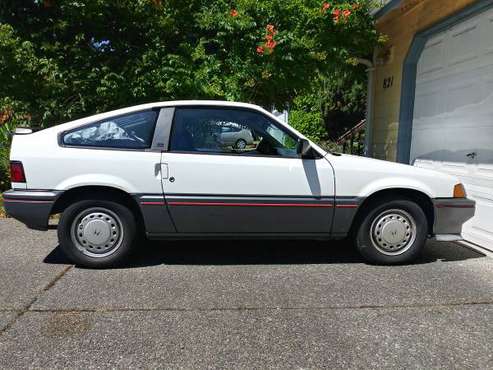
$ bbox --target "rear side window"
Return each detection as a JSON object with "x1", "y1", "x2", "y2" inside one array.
[{"x1": 63, "y1": 110, "x2": 158, "y2": 149}]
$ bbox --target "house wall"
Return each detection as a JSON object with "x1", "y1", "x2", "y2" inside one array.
[{"x1": 371, "y1": 0, "x2": 479, "y2": 161}]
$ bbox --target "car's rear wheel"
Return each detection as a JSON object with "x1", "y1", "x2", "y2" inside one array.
[
  {"x1": 355, "y1": 199, "x2": 427, "y2": 265},
  {"x1": 58, "y1": 200, "x2": 136, "y2": 268},
  {"x1": 235, "y1": 139, "x2": 247, "y2": 150}
]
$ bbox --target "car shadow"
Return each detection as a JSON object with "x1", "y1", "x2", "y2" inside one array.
[{"x1": 43, "y1": 238, "x2": 486, "y2": 269}]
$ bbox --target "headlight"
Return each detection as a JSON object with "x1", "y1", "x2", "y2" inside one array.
[{"x1": 453, "y1": 183, "x2": 466, "y2": 198}]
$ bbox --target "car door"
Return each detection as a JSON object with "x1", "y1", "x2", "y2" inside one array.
[{"x1": 161, "y1": 106, "x2": 335, "y2": 234}]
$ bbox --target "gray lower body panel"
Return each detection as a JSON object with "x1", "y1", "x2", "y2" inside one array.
[
  {"x1": 331, "y1": 197, "x2": 362, "y2": 235},
  {"x1": 3, "y1": 190, "x2": 61, "y2": 230},
  {"x1": 165, "y1": 195, "x2": 336, "y2": 233},
  {"x1": 3, "y1": 189, "x2": 363, "y2": 238},
  {"x1": 134, "y1": 194, "x2": 176, "y2": 233},
  {"x1": 432, "y1": 198, "x2": 475, "y2": 237}
]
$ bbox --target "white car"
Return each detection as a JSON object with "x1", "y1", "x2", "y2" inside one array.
[{"x1": 4, "y1": 101, "x2": 475, "y2": 268}]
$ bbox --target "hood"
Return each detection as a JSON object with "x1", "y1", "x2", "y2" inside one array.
[
  {"x1": 328, "y1": 153, "x2": 460, "y2": 198},
  {"x1": 334, "y1": 153, "x2": 454, "y2": 176}
]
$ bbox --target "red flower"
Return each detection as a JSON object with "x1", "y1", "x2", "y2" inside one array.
[
  {"x1": 332, "y1": 8, "x2": 340, "y2": 23},
  {"x1": 266, "y1": 24, "x2": 276, "y2": 34},
  {"x1": 265, "y1": 39, "x2": 277, "y2": 50},
  {"x1": 259, "y1": 24, "x2": 278, "y2": 54},
  {"x1": 342, "y1": 9, "x2": 351, "y2": 18},
  {"x1": 322, "y1": 2, "x2": 331, "y2": 12},
  {"x1": 230, "y1": 9, "x2": 238, "y2": 17}
]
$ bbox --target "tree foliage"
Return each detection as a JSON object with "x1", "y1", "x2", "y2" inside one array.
[
  {"x1": 291, "y1": 65, "x2": 369, "y2": 141},
  {"x1": 0, "y1": 0, "x2": 380, "y2": 191},
  {"x1": 0, "y1": 0, "x2": 379, "y2": 127}
]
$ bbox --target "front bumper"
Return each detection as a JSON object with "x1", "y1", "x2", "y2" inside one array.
[
  {"x1": 3, "y1": 190, "x2": 62, "y2": 230},
  {"x1": 432, "y1": 198, "x2": 475, "y2": 239}
]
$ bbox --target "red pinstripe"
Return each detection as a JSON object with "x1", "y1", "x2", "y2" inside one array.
[
  {"x1": 141, "y1": 200, "x2": 358, "y2": 208},
  {"x1": 168, "y1": 201, "x2": 333, "y2": 207}
]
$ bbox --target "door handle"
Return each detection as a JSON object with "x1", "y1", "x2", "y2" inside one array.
[
  {"x1": 160, "y1": 163, "x2": 169, "y2": 179},
  {"x1": 466, "y1": 152, "x2": 477, "y2": 159}
]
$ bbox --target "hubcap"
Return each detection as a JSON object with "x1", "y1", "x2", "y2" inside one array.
[
  {"x1": 236, "y1": 140, "x2": 246, "y2": 149},
  {"x1": 370, "y1": 209, "x2": 416, "y2": 256},
  {"x1": 70, "y1": 208, "x2": 123, "y2": 258}
]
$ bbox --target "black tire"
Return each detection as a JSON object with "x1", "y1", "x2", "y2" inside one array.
[
  {"x1": 58, "y1": 199, "x2": 137, "y2": 268},
  {"x1": 235, "y1": 139, "x2": 247, "y2": 150},
  {"x1": 355, "y1": 198, "x2": 427, "y2": 265}
]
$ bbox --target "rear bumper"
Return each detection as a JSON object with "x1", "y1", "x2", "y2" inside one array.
[
  {"x1": 432, "y1": 198, "x2": 475, "y2": 239},
  {"x1": 3, "y1": 190, "x2": 62, "y2": 230}
]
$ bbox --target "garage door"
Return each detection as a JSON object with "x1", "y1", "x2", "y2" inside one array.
[{"x1": 410, "y1": 7, "x2": 493, "y2": 249}]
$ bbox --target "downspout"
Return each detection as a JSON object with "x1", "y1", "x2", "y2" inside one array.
[{"x1": 356, "y1": 54, "x2": 376, "y2": 157}]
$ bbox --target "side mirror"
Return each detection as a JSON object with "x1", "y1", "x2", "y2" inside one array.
[{"x1": 297, "y1": 138, "x2": 316, "y2": 159}]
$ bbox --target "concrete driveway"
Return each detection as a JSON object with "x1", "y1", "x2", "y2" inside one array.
[{"x1": 0, "y1": 218, "x2": 492, "y2": 369}]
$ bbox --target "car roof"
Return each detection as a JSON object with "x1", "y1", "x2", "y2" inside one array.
[
  {"x1": 46, "y1": 100, "x2": 268, "y2": 132},
  {"x1": 92, "y1": 100, "x2": 267, "y2": 119},
  {"x1": 34, "y1": 100, "x2": 328, "y2": 156},
  {"x1": 157, "y1": 100, "x2": 262, "y2": 109}
]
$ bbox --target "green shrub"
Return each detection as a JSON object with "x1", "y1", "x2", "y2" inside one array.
[
  {"x1": 0, "y1": 143, "x2": 9, "y2": 193},
  {"x1": 288, "y1": 110, "x2": 327, "y2": 143},
  {"x1": 0, "y1": 132, "x2": 8, "y2": 216},
  {"x1": 0, "y1": 119, "x2": 14, "y2": 193},
  {"x1": 287, "y1": 110, "x2": 343, "y2": 153},
  {"x1": 0, "y1": 101, "x2": 27, "y2": 193}
]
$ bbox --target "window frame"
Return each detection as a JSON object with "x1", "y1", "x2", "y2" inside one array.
[
  {"x1": 58, "y1": 108, "x2": 161, "y2": 152},
  {"x1": 167, "y1": 106, "x2": 309, "y2": 159}
]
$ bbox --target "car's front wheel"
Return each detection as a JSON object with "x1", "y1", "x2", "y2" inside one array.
[
  {"x1": 355, "y1": 199, "x2": 428, "y2": 265},
  {"x1": 58, "y1": 200, "x2": 136, "y2": 268}
]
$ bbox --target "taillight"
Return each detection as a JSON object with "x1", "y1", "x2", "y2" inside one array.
[{"x1": 10, "y1": 161, "x2": 26, "y2": 183}]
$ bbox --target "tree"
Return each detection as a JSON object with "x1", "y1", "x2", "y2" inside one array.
[
  {"x1": 0, "y1": 0, "x2": 380, "y2": 190},
  {"x1": 0, "y1": 0, "x2": 379, "y2": 126},
  {"x1": 290, "y1": 64, "x2": 369, "y2": 142}
]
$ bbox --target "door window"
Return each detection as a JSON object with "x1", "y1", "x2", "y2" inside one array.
[{"x1": 169, "y1": 108, "x2": 299, "y2": 157}]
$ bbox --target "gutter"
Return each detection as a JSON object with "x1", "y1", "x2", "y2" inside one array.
[{"x1": 356, "y1": 56, "x2": 376, "y2": 157}]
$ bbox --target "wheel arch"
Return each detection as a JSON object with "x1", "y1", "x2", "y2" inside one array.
[
  {"x1": 350, "y1": 188, "x2": 434, "y2": 237},
  {"x1": 51, "y1": 185, "x2": 145, "y2": 230}
]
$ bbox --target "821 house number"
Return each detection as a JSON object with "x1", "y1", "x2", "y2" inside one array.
[{"x1": 383, "y1": 76, "x2": 394, "y2": 89}]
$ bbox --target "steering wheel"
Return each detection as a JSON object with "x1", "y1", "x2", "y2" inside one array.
[
  {"x1": 256, "y1": 137, "x2": 278, "y2": 155},
  {"x1": 124, "y1": 129, "x2": 145, "y2": 144}
]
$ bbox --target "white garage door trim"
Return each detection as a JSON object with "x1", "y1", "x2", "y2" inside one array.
[{"x1": 396, "y1": 0, "x2": 493, "y2": 163}]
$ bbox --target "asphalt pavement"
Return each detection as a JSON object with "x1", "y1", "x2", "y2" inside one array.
[{"x1": 0, "y1": 218, "x2": 492, "y2": 369}]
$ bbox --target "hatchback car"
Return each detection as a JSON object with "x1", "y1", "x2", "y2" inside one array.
[
  {"x1": 4, "y1": 101, "x2": 475, "y2": 268},
  {"x1": 215, "y1": 125, "x2": 254, "y2": 150}
]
